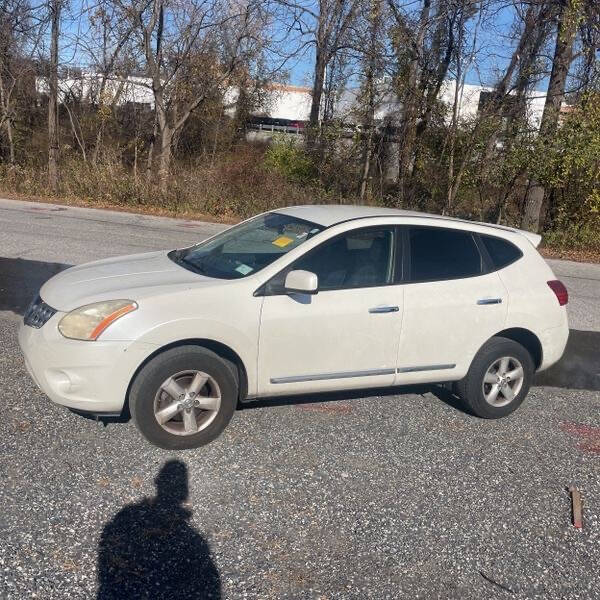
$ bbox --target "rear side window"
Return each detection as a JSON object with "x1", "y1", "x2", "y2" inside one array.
[
  {"x1": 408, "y1": 227, "x2": 483, "y2": 282},
  {"x1": 480, "y1": 235, "x2": 522, "y2": 269}
]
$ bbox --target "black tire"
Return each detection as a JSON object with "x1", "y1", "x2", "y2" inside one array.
[
  {"x1": 455, "y1": 336, "x2": 534, "y2": 419},
  {"x1": 130, "y1": 346, "x2": 238, "y2": 450}
]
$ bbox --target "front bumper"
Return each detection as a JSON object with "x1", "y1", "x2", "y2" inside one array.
[{"x1": 18, "y1": 315, "x2": 155, "y2": 413}]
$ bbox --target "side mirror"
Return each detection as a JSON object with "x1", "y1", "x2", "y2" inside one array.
[{"x1": 284, "y1": 270, "x2": 318, "y2": 295}]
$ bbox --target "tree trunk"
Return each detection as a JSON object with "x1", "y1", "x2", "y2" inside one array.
[
  {"x1": 92, "y1": 122, "x2": 104, "y2": 165},
  {"x1": 146, "y1": 112, "x2": 158, "y2": 181},
  {"x1": 446, "y1": 81, "x2": 461, "y2": 214},
  {"x1": 478, "y1": 3, "x2": 544, "y2": 172},
  {"x1": 48, "y1": 0, "x2": 60, "y2": 194},
  {"x1": 210, "y1": 118, "x2": 220, "y2": 168},
  {"x1": 5, "y1": 119, "x2": 15, "y2": 165},
  {"x1": 359, "y1": 128, "x2": 374, "y2": 201},
  {"x1": 522, "y1": 0, "x2": 579, "y2": 232},
  {"x1": 397, "y1": 0, "x2": 431, "y2": 204},
  {"x1": 415, "y1": 9, "x2": 455, "y2": 142},
  {"x1": 65, "y1": 102, "x2": 86, "y2": 162},
  {"x1": 359, "y1": 0, "x2": 380, "y2": 202},
  {"x1": 521, "y1": 179, "x2": 545, "y2": 232},
  {"x1": 307, "y1": 47, "x2": 327, "y2": 151},
  {"x1": 157, "y1": 123, "x2": 172, "y2": 195},
  {"x1": 133, "y1": 137, "x2": 138, "y2": 184},
  {"x1": 540, "y1": 2, "x2": 577, "y2": 140},
  {"x1": 359, "y1": 123, "x2": 374, "y2": 202}
]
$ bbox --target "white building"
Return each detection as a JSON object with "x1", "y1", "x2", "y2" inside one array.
[
  {"x1": 256, "y1": 83, "x2": 313, "y2": 120},
  {"x1": 437, "y1": 80, "x2": 547, "y2": 130},
  {"x1": 37, "y1": 73, "x2": 548, "y2": 130},
  {"x1": 253, "y1": 79, "x2": 548, "y2": 132},
  {"x1": 36, "y1": 72, "x2": 154, "y2": 106}
]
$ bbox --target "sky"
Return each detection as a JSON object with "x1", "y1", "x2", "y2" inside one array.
[
  {"x1": 279, "y1": 3, "x2": 548, "y2": 93},
  {"x1": 58, "y1": 0, "x2": 550, "y2": 95}
]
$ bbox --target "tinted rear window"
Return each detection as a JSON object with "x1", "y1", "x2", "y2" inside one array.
[
  {"x1": 480, "y1": 235, "x2": 522, "y2": 269},
  {"x1": 408, "y1": 227, "x2": 483, "y2": 282}
]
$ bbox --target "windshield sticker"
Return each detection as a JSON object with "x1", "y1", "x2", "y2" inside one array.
[
  {"x1": 235, "y1": 264, "x2": 253, "y2": 275},
  {"x1": 272, "y1": 236, "x2": 294, "y2": 248}
]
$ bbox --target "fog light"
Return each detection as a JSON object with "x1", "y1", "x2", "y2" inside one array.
[{"x1": 47, "y1": 370, "x2": 73, "y2": 393}]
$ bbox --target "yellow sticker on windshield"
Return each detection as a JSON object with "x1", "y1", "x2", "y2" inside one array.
[{"x1": 272, "y1": 236, "x2": 294, "y2": 248}]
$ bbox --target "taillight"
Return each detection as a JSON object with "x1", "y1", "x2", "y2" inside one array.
[{"x1": 547, "y1": 280, "x2": 568, "y2": 306}]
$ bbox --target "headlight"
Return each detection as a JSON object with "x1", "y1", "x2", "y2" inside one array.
[{"x1": 58, "y1": 300, "x2": 137, "y2": 341}]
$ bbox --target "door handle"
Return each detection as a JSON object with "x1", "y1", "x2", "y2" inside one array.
[
  {"x1": 477, "y1": 298, "x2": 502, "y2": 305},
  {"x1": 369, "y1": 305, "x2": 399, "y2": 314}
]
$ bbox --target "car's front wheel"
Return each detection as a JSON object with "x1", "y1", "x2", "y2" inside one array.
[
  {"x1": 455, "y1": 336, "x2": 534, "y2": 419},
  {"x1": 130, "y1": 346, "x2": 238, "y2": 450}
]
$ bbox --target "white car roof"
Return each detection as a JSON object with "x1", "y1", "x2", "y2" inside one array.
[
  {"x1": 274, "y1": 204, "x2": 542, "y2": 247},
  {"x1": 275, "y1": 204, "x2": 420, "y2": 226}
]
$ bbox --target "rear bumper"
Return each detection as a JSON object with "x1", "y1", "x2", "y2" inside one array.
[
  {"x1": 538, "y1": 319, "x2": 569, "y2": 372},
  {"x1": 18, "y1": 317, "x2": 155, "y2": 413}
]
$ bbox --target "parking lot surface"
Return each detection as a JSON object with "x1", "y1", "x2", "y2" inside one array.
[{"x1": 1, "y1": 198, "x2": 599, "y2": 599}]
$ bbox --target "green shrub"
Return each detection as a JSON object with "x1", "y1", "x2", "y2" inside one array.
[
  {"x1": 263, "y1": 139, "x2": 316, "y2": 185},
  {"x1": 543, "y1": 217, "x2": 600, "y2": 252}
]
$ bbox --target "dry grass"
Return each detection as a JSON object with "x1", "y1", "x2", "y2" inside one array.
[
  {"x1": 0, "y1": 145, "x2": 329, "y2": 221},
  {"x1": 538, "y1": 246, "x2": 600, "y2": 264}
]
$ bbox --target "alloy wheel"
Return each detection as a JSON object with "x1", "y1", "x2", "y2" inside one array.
[
  {"x1": 482, "y1": 356, "x2": 525, "y2": 408},
  {"x1": 153, "y1": 370, "x2": 221, "y2": 436}
]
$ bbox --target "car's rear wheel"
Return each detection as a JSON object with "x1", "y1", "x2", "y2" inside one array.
[
  {"x1": 130, "y1": 346, "x2": 238, "y2": 450},
  {"x1": 455, "y1": 336, "x2": 534, "y2": 419}
]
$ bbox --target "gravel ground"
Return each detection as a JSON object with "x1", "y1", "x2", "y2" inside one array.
[{"x1": 1, "y1": 198, "x2": 599, "y2": 599}]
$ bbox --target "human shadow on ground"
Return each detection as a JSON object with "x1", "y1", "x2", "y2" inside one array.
[{"x1": 97, "y1": 460, "x2": 221, "y2": 600}]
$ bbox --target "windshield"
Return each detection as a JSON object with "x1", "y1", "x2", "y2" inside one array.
[{"x1": 170, "y1": 212, "x2": 324, "y2": 279}]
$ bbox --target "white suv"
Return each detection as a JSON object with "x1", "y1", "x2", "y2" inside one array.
[{"x1": 19, "y1": 205, "x2": 569, "y2": 449}]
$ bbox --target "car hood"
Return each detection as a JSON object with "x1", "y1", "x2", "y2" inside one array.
[{"x1": 40, "y1": 250, "x2": 217, "y2": 311}]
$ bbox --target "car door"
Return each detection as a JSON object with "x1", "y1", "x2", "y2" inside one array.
[
  {"x1": 395, "y1": 225, "x2": 508, "y2": 383},
  {"x1": 257, "y1": 226, "x2": 403, "y2": 396}
]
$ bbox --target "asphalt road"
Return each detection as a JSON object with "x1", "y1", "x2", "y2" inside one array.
[{"x1": 1, "y1": 197, "x2": 599, "y2": 599}]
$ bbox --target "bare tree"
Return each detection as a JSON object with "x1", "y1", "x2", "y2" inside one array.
[
  {"x1": 522, "y1": 0, "x2": 582, "y2": 232},
  {"x1": 388, "y1": 0, "x2": 477, "y2": 203},
  {"x1": 47, "y1": 0, "x2": 60, "y2": 192},
  {"x1": 445, "y1": 2, "x2": 474, "y2": 214},
  {"x1": 83, "y1": 0, "x2": 137, "y2": 164},
  {"x1": 124, "y1": 0, "x2": 268, "y2": 193},
  {"x1": 0, "y1": 0, "x2": 33, "y2": 164},
  {"x1": 388, "y1": 0, "x2": 432, "y2": 202},
  {"x1": 357, "y1": 0, "x2": 384, "y2": 200},
  {"x1": 277, "y1": 0, "x2": 360, "y2": 149},
  {"x1": 444, "y1": 1, "x2": 554, "y2": 213},
  {"x1": 413, "y1": 3, "x2": 459, "y2": 142}
]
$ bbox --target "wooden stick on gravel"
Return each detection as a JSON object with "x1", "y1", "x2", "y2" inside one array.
[{"x1": 569, "y1": 486, "x2": 583, "y2": 529}]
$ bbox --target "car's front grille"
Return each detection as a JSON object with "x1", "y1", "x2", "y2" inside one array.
[{"x1": 24, "y1": 295, "x2": 57, "y2": 329}]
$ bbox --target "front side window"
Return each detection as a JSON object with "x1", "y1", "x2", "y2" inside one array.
[
  {"x1": 170, "y1": 213, "x2": 324, "y2": 279},
  {"x1": 288, "y1": 227, "x2": 395, "y2": 291},
  {"x1": 408, "y1": 226, "x2": 483, "y2": 282}
]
